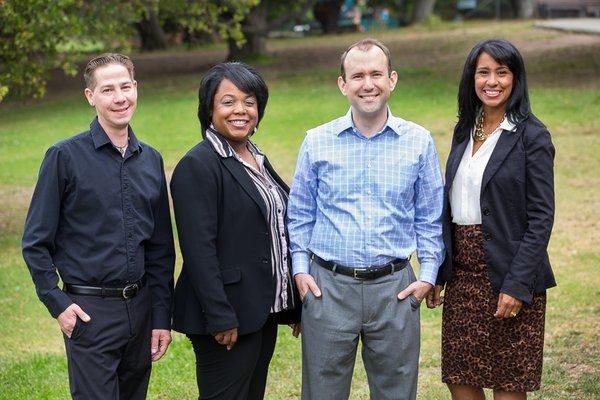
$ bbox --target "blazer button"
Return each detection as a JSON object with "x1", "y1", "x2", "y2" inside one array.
[
  {"x1": 482, "y1": 208, "x2": 490, "y2": 216},
  {"x1": 261, "y1": 258, "x2": 269, "y2": 264},
  {"x1": 483, "y1": 233, "x2": 492, "y2": 241}
]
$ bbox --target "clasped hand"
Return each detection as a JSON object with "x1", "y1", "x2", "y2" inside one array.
[{"x1": 213, "y1": 328, "x2": 238, "y2": 350}]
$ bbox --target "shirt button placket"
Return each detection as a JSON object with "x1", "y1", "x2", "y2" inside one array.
[
  {"x1": 364, "y1": 139, "x2": 372, "y2": 256},
  {"x1": 122, "y1": 160, "x2": 134, "y2": 280}
]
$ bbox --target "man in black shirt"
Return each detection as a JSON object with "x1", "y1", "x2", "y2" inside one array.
[{"x1": 22, "y1": 53, "x2": 175, "y2": 399}]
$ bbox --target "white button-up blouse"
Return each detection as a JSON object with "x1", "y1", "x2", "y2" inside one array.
[{"x1": 450, "y1": 117, "x2": 517, "y2": 225}]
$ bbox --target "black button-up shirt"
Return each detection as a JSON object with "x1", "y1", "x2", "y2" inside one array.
[{"x1": 22, "y1": 118, "x2": 175, "y2": 329}]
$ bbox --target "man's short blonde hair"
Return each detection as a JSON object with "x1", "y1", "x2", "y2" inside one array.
[{"x1": 84, "y1": 53, "x2": 135, "y2": 89}]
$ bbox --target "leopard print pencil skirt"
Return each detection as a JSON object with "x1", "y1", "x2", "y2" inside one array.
[{"x1": 441, "y1": 224, "x2": 547, "y2": 392}]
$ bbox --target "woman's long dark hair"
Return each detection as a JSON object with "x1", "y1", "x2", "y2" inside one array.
[{"x1": 455, "y1": 39, "x2": 531, "y2": 141}]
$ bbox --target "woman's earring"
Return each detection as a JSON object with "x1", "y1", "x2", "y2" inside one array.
[{"x1": 252, "y1": 126, "x2": 258, "y2": 135}]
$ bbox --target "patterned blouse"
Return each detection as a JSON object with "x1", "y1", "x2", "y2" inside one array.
[{"x1": 206, "y1": 127, "x2": 293, "y2": 313}]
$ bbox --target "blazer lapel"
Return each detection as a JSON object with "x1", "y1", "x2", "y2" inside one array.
[
  {"x1": 221, "y1": 157, "x2": 268, "y2": 221},
  {"x1": 446, "y1": 136, "x2": 469, "y2": 187},
  {"x1": 481, "y1": 126, "x2": 523, "y2": 192}
]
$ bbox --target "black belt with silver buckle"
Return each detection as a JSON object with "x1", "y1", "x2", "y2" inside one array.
[
  {"x1": 312, "y1": 254, "x2": 408, "y2": 280},
  {"x1": 64, "y1": 276, "x2": 146, "y2": 299}
]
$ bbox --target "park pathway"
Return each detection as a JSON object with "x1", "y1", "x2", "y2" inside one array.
[{"x1": 536, "y1": 18, "x2": 600, "y2": 35}]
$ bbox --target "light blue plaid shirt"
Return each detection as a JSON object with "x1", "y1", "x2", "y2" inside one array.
[{"x1": 287, "y1": 109, "x2": 444, "y2": 285}]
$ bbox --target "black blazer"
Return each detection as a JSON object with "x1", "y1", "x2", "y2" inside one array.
[
  {"x1": 437, "y1": 114, "x2": 556, "y2": 304},
  {"x1": 170, "y1": 140, "x2": 300, "y2": 336}
]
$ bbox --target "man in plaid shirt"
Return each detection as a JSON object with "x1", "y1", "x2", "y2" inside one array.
[{"x1": 287, "y1": 38, "x2": 444, "y2": 400}]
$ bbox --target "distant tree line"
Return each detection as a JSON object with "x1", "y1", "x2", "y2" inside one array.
[
  {"x1": 0, "y1": 0, "x2": 537, "y2": 102},
  {"x1": 0, "y1": 0, "x2": 258, "y2": 101}
]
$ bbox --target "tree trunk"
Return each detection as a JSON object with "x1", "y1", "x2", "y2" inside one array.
[
  {"x1": 397, "y1": 0, "x2": 410, "y2": 26},
  {"x1": 411, "y1": 0, "x2": 436, "y2": 25},
  {"x1": 313, "y1": 0, "x2": 343, "y2": 34},
  {"x1": 137, "y1": 7, "x2": 167, "y2": 51},
  {"x1": 515, "y1": 0, "x2": 535, "y2": 18},
  {"x1": 227, "y1": 1, "x2": 269, "y2": 60}
]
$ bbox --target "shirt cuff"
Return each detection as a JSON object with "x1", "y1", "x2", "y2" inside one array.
[
  {"x1": 418, "y1": 262, "x2": 439, "y2": 286},
  {"x1": 43, "y1": 287, "x2": 75, "y2": 319},
  {"x1": 292, "y1": 251, "x2": 311, "y2": 275},
  {"x1": 152, "y1": 307, "x2": 172, "y2": 330}
]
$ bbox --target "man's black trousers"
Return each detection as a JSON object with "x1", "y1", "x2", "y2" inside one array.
[{"x1": 63, "y1": 286, "x2": 152, "y2": 399}]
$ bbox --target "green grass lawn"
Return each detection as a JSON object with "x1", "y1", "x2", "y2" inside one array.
[{"x1": 0, "y1": 21, "x2": 599, "y2": 399}]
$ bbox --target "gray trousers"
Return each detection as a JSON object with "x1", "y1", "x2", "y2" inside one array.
[{"x1": 301, "y1": 260, "x2": 421, "y2": 400}]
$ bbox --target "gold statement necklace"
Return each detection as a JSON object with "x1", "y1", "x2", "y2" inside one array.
[{"x1": 473, "y1": 111, "x2": 506, "y2": 142}]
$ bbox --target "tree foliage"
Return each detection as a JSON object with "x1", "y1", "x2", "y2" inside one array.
[
  {"x1": 0, "y1": 0, "x2": 142, "y2": 101},
  {"x1": 158, "y1": 0, "x2": 259, "y2": 47},
  {"x1": 0, "y1": 0, "x2": 259, "y2": 102}
]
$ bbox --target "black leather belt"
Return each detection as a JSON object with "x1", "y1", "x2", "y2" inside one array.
[
  {"x1": 64, "y1": 276, "x2": 146, "y2": 299},
  {"x1": 312, "y1": 254, "x2": 408, "y2": 280}
]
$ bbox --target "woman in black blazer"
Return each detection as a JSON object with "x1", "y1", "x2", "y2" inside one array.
[
  {"x1": 170, "y1": 62, "x2": 300, "y2": 400},
  {"x1": 427, "y1": 39, "x2": 556, "y2": 400}
]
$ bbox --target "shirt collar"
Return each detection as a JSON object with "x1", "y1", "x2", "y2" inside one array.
[
  {"x1": 90, "y1": 117, "x2": 141, "y2": 154},
  {"x1": 500, "y1": 116, "x2": 517, "y2": 132},
  {"x1": 337, "y1": 107, "x2": 402, "y2": 137},
  {"x1": 205, "y1": 125, "x2": 264, "y2": 159}
]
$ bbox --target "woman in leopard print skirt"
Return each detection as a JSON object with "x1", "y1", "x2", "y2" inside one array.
[{"x1": 427, "y1": 39, "x2": 556, "y2": 400}]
